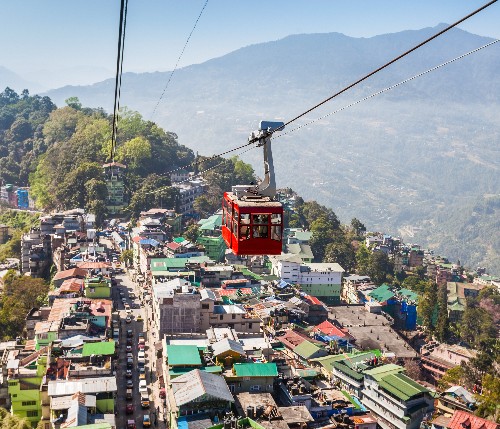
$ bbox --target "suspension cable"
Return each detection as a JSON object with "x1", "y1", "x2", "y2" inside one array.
[
  {"x1": 250, "y1": 0, "x2": 498, "y2": 141},
  {"x1": 110, "y1": 0, "x2": 129, "y2": 163},
  {"x1": 273, "y1": 39, "x2": 500, "y2": 140},
  {"x1": 150, "y1": 0, "x2": 209, "y2": 120}
]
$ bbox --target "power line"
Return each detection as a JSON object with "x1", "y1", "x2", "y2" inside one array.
[
  {"x1": 273, "y1": 39, "x2": 499, "y2": 140},
  {"x1": 150, "y1": 0, "x2": 209, "y2": 120},
  {"x1": 251, "y1": 0, "x2": 498, "y2": 141},
  {"x1": 110, "y1": 0, "x2": 129, "y2": 162}
]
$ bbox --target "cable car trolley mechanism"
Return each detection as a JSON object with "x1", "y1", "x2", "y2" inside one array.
[{"x1": 222, "y1": 121, "x2": 285, "y2": 256}]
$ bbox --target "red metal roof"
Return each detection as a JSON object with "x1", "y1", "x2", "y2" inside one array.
[
  {"x1": 77, "y1": 261, "x2": 111, "y2": 269},
  {"x1": 166, "y1": 242, "x2": 181, "y2": 250},
  {"x1": 59, "y1": 278, "x2": 84, "y2": 293},
  {"x1": 53, "y1": 268, "x2": 88, "y2": 281},
  {"x1": 448, "y1": 410, "x2": 498, "y2": 429},
  {"x1": 314, "y1": 320, "x2": 351, "y2": 339},
  {"x1": 304, "y1": 295, "x2": 322, "y2": 306}
]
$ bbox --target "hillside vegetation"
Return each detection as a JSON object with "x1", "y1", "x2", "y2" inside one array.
[{"x1": 42, "y1": 25, "x2": 500, "y2": 272}]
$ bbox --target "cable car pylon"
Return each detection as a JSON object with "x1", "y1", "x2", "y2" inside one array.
[{"x1": 222, "y1": 121, "x2": 285, "y2": 256}]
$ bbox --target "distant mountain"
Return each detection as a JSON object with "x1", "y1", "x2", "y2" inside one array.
[
  {"x1": 0, "y1": 66, "x2": 44, "y2": 93},
  {"x1": 44, "y1": 25, "x2": 500, "y2": 273}
]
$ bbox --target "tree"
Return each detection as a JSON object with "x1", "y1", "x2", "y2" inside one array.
[
  {"x1": 324, "y1": 238, "x2": 356, "y2": 271},
  {"x1": 403, "y1": 359, "x2": 422, "y2": 381},
  {"x1": 475, "y1": 373, "x2": 500, "y2": 423},
  {"x1": 438, "y1": 365, "x2": 466, "y2": 390},
  {"x1": 355, "y1": 244, "x2": 371, "y2": 275},
  {"x1": 0, "y1": 275, "x2": 49, "y2": 339},
  {"x1": 116, "y1": 136, "x2": 152, "y2": 171},
  {"x1": 435, "y1": 284, "x2": 449, "y2": 342},
  {"x1": 367, "y1": 251, "x2": 393, "y2": 284},
  {"x1": 120, "y1": 249, "x2": 134, "y2": 267},
  {"x1": 419, "y1": 282, "x2": 437, "y2": 332},
  {"x1": 350, "y1": 217, "x2": 366, "y2": 236},
  {"x1": 0, "y1": 407, "x2": 31, "y2": 429},
  {"x1": 184, "y1": 224, "x2": 200, "y2": 243},
  {"x1": 65, "y1": 96, "x2": 82, "y2": 110}
]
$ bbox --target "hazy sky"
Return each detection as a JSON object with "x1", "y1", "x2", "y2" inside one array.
[{"x1": 1, "y1": 0, "x2": 499, "y2": 88}]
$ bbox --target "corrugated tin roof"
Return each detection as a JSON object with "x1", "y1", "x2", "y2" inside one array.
[
  {"x1": 233, "y1": 363, "x2": 278, "y2": 377},
  {"x1": 293, "y1": 340, "x2": 323, "y2": 360},
  {"x1": 448, "y1": 410, "x2": 498, "y2": 429},
  {"x1": 211, "y1": 338, "x2": 245, "y2": 357},
  {"x1": 368, "y1": 283, "x2": 394, "y2": 303},
  {"x1": 166, "y1": 345, "x2": 202, "y2": 366},
  {"x1": 48, "y1": 377, "x2": 117, "y2": 396},
  {"x1": 82, "y1": 341, "x2": 115, "y2": 357},
  {"x1": 363, "y1": 363, "x2": 404, "y2": 381},
  {"x1": 378, "y1": 373, "x2": 428, "y2": 401},
  {"x1": 172, "y1": 369, "x2": 233, "y2": 406}
]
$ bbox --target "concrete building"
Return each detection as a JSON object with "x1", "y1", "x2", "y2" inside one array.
[
  {"x1": 341, "y1": 275, "x2": 374, "y2": 304},
  {"x1": 299, "y1": 263, "x2": 344, "y2": 305},
  {"x1": 103, "y1": 162, "x2": 127, "y2": 215}
]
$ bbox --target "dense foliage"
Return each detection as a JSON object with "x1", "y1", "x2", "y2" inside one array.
[
  {"x1": 0, "y1": 407, "x2": 31, "y2": 429},
  {"x1": 0, "y1": 271, "x2": 49, "y2": 340}
]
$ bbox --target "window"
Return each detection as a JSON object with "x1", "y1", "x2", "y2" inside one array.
[
  {"x1": 252, "y1": 214, "x2": 269, "y2": 225},
  {"x1": 22, "y1": 401, "x2": 36, "y2": 406},
  {"x1": 250, "y1": 385, "x2": 261, "y2": 392},
  {"x1": 271, "y1": 213, "x2": 282, "y2": 224},
  {"x1": 201, "y1": 304, "x2": 209, "y2": 309},
  {"x1": 26, "y1": 410, "x2": 38, "y2": 417},
  {"x1": 231, "y1": 314, "x2": 236, "y2": 319},
  {"x1": 253, "y1": 225, "x2": 268, "y2": 238},
  {"x1": 248, "y1": 323, "x2": 253, "y2": 329}
]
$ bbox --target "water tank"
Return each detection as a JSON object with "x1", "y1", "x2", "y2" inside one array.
[
  {"x1": 246, "y1": 406, "x2": 254, "y2": 418},
  {"x1": 256, "y1": 405, "x2": 265, "y2": 417},
  {"x1": 223, "y1": 419, "x2": 231, "y2": 429}
]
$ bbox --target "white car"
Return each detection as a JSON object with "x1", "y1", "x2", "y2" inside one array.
[
  {"x1": 138, "y1": 351, "x2": 145, "y2": 362},
  {"x1": 139, "y1": 379, "x2": 148, "y2": 394}
]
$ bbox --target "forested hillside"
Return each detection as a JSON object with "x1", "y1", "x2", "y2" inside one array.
[{"x1": 41, "y1": 26, "x2": 500, "y2": 273}]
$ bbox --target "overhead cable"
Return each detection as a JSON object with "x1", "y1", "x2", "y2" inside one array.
[
  {"x1": 273, "y1": 39, "x2": 500, "y2": 140},
  {"x1": 110, "y1": 0, "x2": 129, "y2": 162},
  {"x1": 252, "y1": 0, "x2": 498, "y2": 140},
  {"x1": 150, "y1": 0, "x2": 209, "y2": 119}
]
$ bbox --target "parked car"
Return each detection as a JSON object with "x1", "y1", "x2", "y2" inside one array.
[
  {"x1": 138, "y1": 343, "x2": 145, "y2": 351},
  {"x1": 126, "y1": 369, "x2": 133, "y2": 378},
  {"x1": 139, "y1": 380, "x2": 148, "y2": 394},
  {"x1": 126, "y1": 338, "x2": 133, "y2": 346},
  {"x1": 126, "y1": 388, "x2": 133, "y2": 400},
  {"x1": 127, "y1": 329, "x2": 133, "y2": 338},
  {"x1": 127, "y1": 358, "x2": 134, "y2": 369},
  {"x1": 126, "y1": 345, "x2": 132, "y2": 352},
  {"x1": 136, "y1": 315, "x2": 143, "y2": 322},
  {"x1": 126, "y1": 315, "x2": 132, "y2": 323},
  {"x1": 126, "y1": 379, "x2": 133, "y2": 389},
  {"x1": 126, "y1": 403, "x2": 134, "y2": 414},
  {"x1": 143, "y1": 414, "x2": 151, "y2": 427},
  {"x1": 140, "y1": 393, "x2": 150, "y2": 408},
  {"x1": 127, "y1": 419, "x2": 136, "y2": 429}
]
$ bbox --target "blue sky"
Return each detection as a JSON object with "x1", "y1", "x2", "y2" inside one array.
[{"x1": 1, "y1": 0, "x2": 498, "y2": 88}]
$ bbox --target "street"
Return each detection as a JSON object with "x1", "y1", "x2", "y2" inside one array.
[{"x1": 112, "y1": 271, "x2": 166, "y2": 429}]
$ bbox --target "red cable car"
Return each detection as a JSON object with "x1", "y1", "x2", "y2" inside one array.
[{"x1": 222, "y1": 121, "x2": 285, "y2": 256}]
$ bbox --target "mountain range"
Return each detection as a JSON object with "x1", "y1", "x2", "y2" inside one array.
[{"x1": 6, "y1": 24, "x2": 500, "y2": 272}]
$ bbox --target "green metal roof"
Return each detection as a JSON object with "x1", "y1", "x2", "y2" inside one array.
[
  {"x1": 293, "y1": 340, "x2": 323, "y2": 360},
  {"x1": 82, "y1": 341, "x2": 115, "y2": 357},
  {"x1": 311, "y1": 354, "x2": 354, "y2": 372},
  {"x1": 363, "y1": 364, "x2": 404, "y2": 381},
  {"x1": 332, "y1": 362, "x2": 364, "y2": 381},
  {"x1": 233, "y1": 363, "x2": 278, "y2": 377},
  {"x1": 378, "y1": 373, "x2": 429, "y2": 401},
  {"x1": 296, "y1": 369, "x2": 319, "y2": 379},
  {"x1": 368, "y1": 284, "x2": 394, "y2": 303},
  {"x1": 169, "y1": 366, "x2": 222, "y2": 377},
  {"x1": 399, "y1": 288, "x2": 419, "y2": 302},
  {"x1": 150, "y1": 256, "x2": 212, "y2": 271},
  {"x1": 173, "y1": 237, "x2": 186, "y2": 243},
  {"x1": 293, "y1": 231, "x2": 313, "y2": 242},
  {"x1": 198, "y1": 214, "x2": 222, "y2": 231},
  {"x1": 166, "y1": 345, "x2": 202, "y2": 366}
]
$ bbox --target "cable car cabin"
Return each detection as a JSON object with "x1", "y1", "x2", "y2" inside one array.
[{"x1": 222, "y1": 192, "x2": 283, "y2": 255}]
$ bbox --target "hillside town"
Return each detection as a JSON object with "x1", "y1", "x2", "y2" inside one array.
[{"x1": 0, "y1": 172, "x2": 498, "y2": 429}]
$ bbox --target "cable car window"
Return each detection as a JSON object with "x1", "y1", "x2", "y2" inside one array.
[
  {"x1": 253, "y1": 225, "x2": 268, "y2": 238},
  {"x1": 240, "y1": 225, "x2": 250, "y2": 240},
  {"x1": 234, "y1": 211, "x2": 239, "y2": 222},
  {"x1": 252, "y1": 214, "x2": 269, "y2": 225},
  {"x1": 240, "y1": 214, "x2": 251, "y2": 224},
  {"x1": 233, "y1": 222, "x2": 238, "y2": 237},
  {"x1": 271, "y1": 213, "x2": 282, "y2": 224},
  {"x1": 271, "y1": 226, "x2": 281, "y2": 241}
]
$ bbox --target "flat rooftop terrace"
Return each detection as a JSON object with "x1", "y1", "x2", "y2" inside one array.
[{"x1": 329, "y1": 305, "x2": 417, "y2": 359}]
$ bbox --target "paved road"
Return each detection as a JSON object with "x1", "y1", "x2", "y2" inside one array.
[{"x1": 113, "y1": 272, "x2": 165, "y2": 429}]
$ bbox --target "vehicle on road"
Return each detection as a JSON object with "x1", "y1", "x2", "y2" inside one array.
[
  {"x1": 159, "y1": 388, "x2": 166, "y2": 399},
  {"x1": 140, "y1": 393, "x2": 150, "y2": 408},
  {"x1": 126, "y1": 338, "x2": 133, "y2": 346},
  {"x1": 126, "y1": 388, "x2": 133, "y2": 399},
  {"x1": 136, "y1": 315, "x2": 143, "y2": 322},
  {"x1": 126, "y1": 369, "x2": 132, "y2": 378},
  {"x1": 126, "y1": 379, "x2": 133, "y2": 389},
  {"x1": 121, "y1": 297, "x2": 127, "y2": 303},
  {"x1": 127, "y1": 329, "x2": 133, "y2": 338},
  {"x1": 126, "y1": 403, "x2": 134, "y2": 414},
  {"x1": 126, "y1": 345, "x2": 132, "y2": 352},
  {"x1": 127, "y1": 358, "x2": 134, "y2": 369},
  {"x1": 126, "y1": 315, "x2": 132, "y2": 323},
  {"x1": 139, "y1": 380, "x2": 148, "y2": 394},
  {"x1": 138, "y1": 332, "x2": 144, "y2": 338},
  {"x1": 138, "y1": 343, "x2": 145, "y2": 351},
  {"x1": 127, "y1": 419, "x2": 136, "y2": 429},
  {"x1": 143, "y1": 414, "x2": 151, "y2": 427}
]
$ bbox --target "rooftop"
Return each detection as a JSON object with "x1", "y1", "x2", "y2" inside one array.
[
  {"x1": 233, "y1": 363, "x2": 278, "y2": 377},
  {"x1": 378, "y1": 373, "x2": 429, "y2": 401},
  {"x1": 166, "y1": 344, "x2": 202, "y2": 366}
]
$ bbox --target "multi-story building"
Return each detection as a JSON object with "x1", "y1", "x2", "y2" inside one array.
[
  {"x1": 21, "y1": 229, "x2": 51, "y2": 277},
  {"x1": 341, "y1": 275, "x2": 374, "y2": 304},
  {"x1": 421, "y1": 343, "x2": 477, "y2": 384},
  {"x1": 103, "y1": 162, "x2": 127, "y2": 215},
  {"x1": 361, "y1": 367, "x2": 433, "y2": 429},
  {"x1": 0, "y1": 224, "x2": 8, "y2": 244},
  {"x1": 197, "y1": 214, "x2": 227, "y2": 262},
  {"x1": 298, "y1": 263, "x2": 344, "y2": 305},
  {"x1": 172, "y1": 179, "x2": 207, "y2": 217}
]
